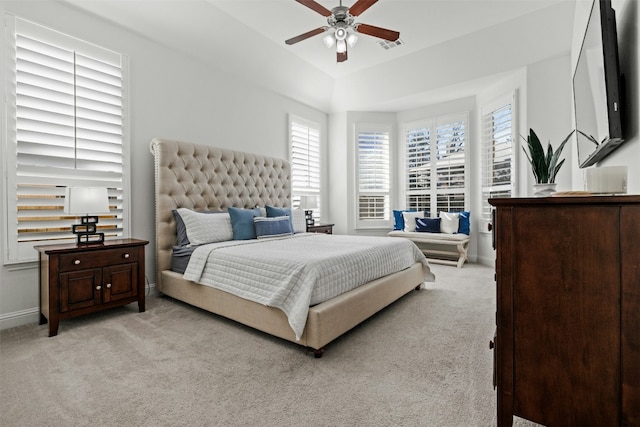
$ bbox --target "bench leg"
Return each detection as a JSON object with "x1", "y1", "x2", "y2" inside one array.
[{"x1": 456, "y1": 242, "x2": 469, "y2": 268}]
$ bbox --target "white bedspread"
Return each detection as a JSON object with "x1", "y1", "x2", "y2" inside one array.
[{"x1": 183, "y1": 233, "x2": 434, "y2": 340}]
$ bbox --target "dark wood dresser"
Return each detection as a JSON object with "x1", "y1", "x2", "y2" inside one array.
[
  {"x1": 35, "y1": 238, "x2": 148, "y2": 337},
  {"x1": 489, "y1": 195, "x2": 640, "y2": 426}
]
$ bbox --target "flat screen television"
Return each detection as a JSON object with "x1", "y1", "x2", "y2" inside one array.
[{"x1": 573, "y1": 0, "x2": 624, "y2": 168}]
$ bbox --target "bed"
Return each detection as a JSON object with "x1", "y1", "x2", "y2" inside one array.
[{"x1": 150, "y1": 138, "x2": 435, "y2": 356}]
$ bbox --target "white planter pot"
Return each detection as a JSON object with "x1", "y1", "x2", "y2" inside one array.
[{"x1": 533, "y1": 183, "x2": 557, "y2": 197}]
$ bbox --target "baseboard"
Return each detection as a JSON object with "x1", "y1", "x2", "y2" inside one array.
[
  {"x1": 476, "y1": 255, "x2": 495, "y2": 268},
  {"x1": 0, "y1": 307, "x2": 40, "y2": 330},
  {"x1": 0, "y1": 282, "x2": 158, "y2": 331}
]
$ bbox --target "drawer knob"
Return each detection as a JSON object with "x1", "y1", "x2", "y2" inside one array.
[
  {"x1": 124, "y1": 253, "x2": 130, "y2": 259},
  {"x1": 106, "y1": 283, "x2": 112, "y2": 288},
  {"x1": 96, "y1": 285, "x2": 102, "y2": 290},
  {"x1": 74, "y1": 259, "x2": 81, "y2": 265}
]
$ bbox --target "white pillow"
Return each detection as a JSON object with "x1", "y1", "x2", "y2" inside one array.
[
  {"x1": 291, "y1": 208, "x2": 307, "y2": 233},
  {"x1": 439, "y1": 212, "x2": 460, "y2": 234},
  {"x1": 402, "y1": 211, "x2": 425, "y2": 232},
  {"x1": 176, "y1": 208, "x2": 233, "y2": 245}
]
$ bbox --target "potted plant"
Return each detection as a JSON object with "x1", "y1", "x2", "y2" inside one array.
[{"x1": 522, "y1": 128, "x2": 575, "y2": 196}]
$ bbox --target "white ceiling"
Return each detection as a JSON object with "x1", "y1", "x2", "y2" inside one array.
[
  {"x1": 210, "y1": 0, "x2": 569, "y2": 78},
  {"x1": 60, "y1": 0, "x2": 576, "y2": 112}
]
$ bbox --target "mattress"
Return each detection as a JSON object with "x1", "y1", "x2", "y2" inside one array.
[{"x1": 181, "y1": 233, "x2": 433, "y2": 339}]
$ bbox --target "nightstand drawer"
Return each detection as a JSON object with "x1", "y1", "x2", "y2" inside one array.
[
  {"x1": 307, "y1": 224, "x2": 334, "y2": 234},
  {"x1": 59, "y1": 248, "x2": 139, "y2": 272}
]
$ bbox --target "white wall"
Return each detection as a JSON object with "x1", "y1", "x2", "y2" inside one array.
[
  {"x1": 526, "y1": 55, "x2": 575, "y2": 193},
  {"x1": 0, "y1": 0, "x2": 328, "y2": 328}
]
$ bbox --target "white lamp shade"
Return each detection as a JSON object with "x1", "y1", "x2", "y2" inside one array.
[
  {"x1": 300, "y1": 195, "x2": 318, "y2": 210},
  {"x1": 323, "y1": 33, "x2": 335, "y2": 48},
  {"x1": 346, "y1": 32, "x2": 358, "y2": 47},
  {"x1": 64, "y1": 187, "x2": 110, "y2": 215}
]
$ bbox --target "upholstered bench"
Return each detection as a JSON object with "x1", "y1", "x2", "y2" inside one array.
[{"x1": 387, "y1": 230, "x2": 470, "y2": 268}]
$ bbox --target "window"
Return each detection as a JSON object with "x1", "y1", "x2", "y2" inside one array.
[
  {"x1": 481, "y1": 93, "x2": 516, "y2": 223},
  {"x1": 289, "y1": 115, "x2": 320, "y2": 218},
  {"x1": 356, "y1": 124, "x2": 391, "y2": 228},
  {"x1": 403, "y1": 114, "x2": 467, "y2": 217},
  {"x1": 4, "y1": 17, "x2": 128, "y2": 262}
]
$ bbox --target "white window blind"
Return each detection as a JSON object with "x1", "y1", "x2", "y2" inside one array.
[
  {"x1": 405, "y1": 123, "x2": 432, "y2": 213},
  {"x1": 356, "y1": 125, "x2": 390, "y2": 227},
  {"x1": 481, "y1": 93, "x2": 515, "y2": 223},
  {"x1": 404, "y1": 114, "x2": 467, "y2": 217},
  {"x1": 289, "y1": 115, "x2": 321, "y2": 218},
  {"x1": 5, "y1": 17, "x2": 127, "y2": 262}
]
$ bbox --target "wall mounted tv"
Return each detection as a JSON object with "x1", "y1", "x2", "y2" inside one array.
[{"x1": 573, "y1": 0, "x2": 624, "y2": 168}]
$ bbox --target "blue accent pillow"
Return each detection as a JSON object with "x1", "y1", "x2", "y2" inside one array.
[
  {"x1": 416, "y1": 217, "x2": 441, "y2": 233},
  {"x1": 228, "y1": 207, "x2": 261, "y2": 240},
  {"x1": 393, "y1": 209, "x2": 411, "y2": 230},
  {"x1": 254, "y1": 216, "x2": 293, "y2": 239},
  {"x1": 457, "y1": 211, "x2": 471, "y2": 235},
  {"x1": 265, "y1": 205, "x2": 293, "y2": 231}
]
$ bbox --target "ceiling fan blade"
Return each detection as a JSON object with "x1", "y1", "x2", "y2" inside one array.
[
  {"x1": 348, "y1": 0, "x2": 378, "y2": 16},
  {"x1": 355, "y1": 23, "x2": 400, "y2": 41},
  {"x1": 295, "y1": 0, "x2": 332, "y2": 17},
  {"x1": 285, "y1": 27, "x2": 327, "y2": 45},
  {"x1": 337, "y1": 48, "x2": 348, "y2": 63}
]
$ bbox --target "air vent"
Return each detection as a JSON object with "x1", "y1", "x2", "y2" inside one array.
[{"x1": 378, "y1": 39, "x2": 404, "y2": 50}]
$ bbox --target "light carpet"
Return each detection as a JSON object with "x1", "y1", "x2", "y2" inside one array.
[{"x1": 0, "y1": 263, "x2": 538, "y2": 426}]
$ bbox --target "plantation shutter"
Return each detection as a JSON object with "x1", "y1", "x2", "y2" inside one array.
[
  {"x1": 357, "y1": 125, "x2": 390, "y2": 226},
  {"x1": 481, "y1": 93, "x2": 515, "y2": 223},
  {"x1": 405, "y1": 122, "x2": 432, "y2": 213},
  {"x1": 6, "y1": 17, "x2": 126, "y2": 262},
  {"x1": 404, "y1": 114, "x2": 467, "y2": 218},
  {"x1": 435, "y1": 115, "x2": 466, "y2": 214},
  {"x1": 289, "y1": 116, "x2": 321, "y2": 217}
]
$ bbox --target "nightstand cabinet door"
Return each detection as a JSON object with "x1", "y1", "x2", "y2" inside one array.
[
  {"x1": 103, "y1": 263, "x2": 138, "y2": 303},
  {"x1": 59, "y1": 268, "x2": 102, "y2": 313}
]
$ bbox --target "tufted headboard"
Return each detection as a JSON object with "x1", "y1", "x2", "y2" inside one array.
[{"x1": 150, "y1": 138, "x2": 291, "y2": 286}]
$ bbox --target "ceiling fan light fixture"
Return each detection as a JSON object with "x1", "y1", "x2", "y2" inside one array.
[
  {"x1": 336, "y1": 39, "x2": 347, "y2": 53},
  {"x1": 346, "y1": 32, "x2": 358, "y2": 47},
  {"x1": 335, "y1": 26, "x2": 347, "y2": 41},
  {"x1": 323, "y1": 33, "x2": 335, "y2": 48}
]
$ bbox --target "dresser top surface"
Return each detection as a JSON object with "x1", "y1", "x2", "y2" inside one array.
[
  {"x1": 489, "y1": 194, "x2": 640, "y2": 207},
  {"x1": 34, "y1": 238, "x2": 148, "y2": 254}
]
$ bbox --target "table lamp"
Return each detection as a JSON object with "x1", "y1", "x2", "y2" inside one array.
[
  {"x1": 64, "y1": 187, "x2": 110, "y2": 244},
  {"x1": 300, "y1": 195, "x2": 318, "y2": 228}
]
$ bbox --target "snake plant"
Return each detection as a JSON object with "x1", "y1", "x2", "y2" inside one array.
[{"x1": 522, "y1": 128, "x2": 575, "y2": 184}]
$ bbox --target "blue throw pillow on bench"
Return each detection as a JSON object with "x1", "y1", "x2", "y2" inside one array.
[
  {"x1": 458, "y1": 211, "x2": 471, "y2": 235},
  {"x1": 416, "y1": 217, "x2": 441, "y2": 233},
  {"x1": 393, "y1": 209, "x2": 411, "y2": 230}
]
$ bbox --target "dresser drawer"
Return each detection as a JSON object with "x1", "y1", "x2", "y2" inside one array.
[{"x1": 59, "y1": 248, "x2": 139, "y2": 272}]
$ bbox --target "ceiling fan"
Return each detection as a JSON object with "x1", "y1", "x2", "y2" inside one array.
[{"x1": 285, "y1": 0, "x2": 400, "y2": 63}]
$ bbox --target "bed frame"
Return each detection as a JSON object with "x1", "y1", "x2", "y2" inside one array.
[{"x1": 150, "y1": 138, "x2": 427, "y2": 356}]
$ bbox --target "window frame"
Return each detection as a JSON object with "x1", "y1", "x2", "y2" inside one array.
[
  {"x1": 288, "y1": 114, "x2": 321, "y2": 220},
  {"x1": 401, "y1": 112, "x2": 469, "y2": 218},
  {"x1": 480, "y1": 91, "x2": 517, "y2": 230},
  {"x1": 2, "y1": 15, "x2": 131, "y2": 264},
  {"x1": 354, "y1": 122, "x2": 392, "y2": 230}
]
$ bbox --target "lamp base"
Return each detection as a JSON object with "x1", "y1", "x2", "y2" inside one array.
[
  {"x1": 305, "y1": 210, "x2": 315, "y2": 227},
  {"x1": 72, "y1": 215, "x2": 105, "y2": 245}
]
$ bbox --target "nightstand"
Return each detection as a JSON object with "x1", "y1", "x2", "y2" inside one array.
[
  {"x1": 34, "y1": 238, "x2": 148, "y2": 337},
  {"x1": 307, "y1": 224, "x2": 334, "y2": 234}
]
